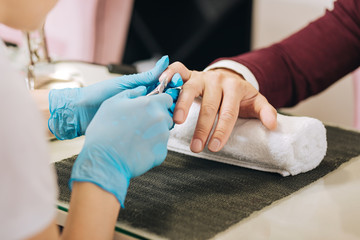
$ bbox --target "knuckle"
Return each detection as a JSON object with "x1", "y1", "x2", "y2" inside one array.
[
  {"x1": 206, "y1": 70, "x2": 221, "y2": 79},
  {"x1": 182, "y1": 81, "x2": 198, "y2": 90},
  {"x1": 206, "y1": 71, "x2": 222, "y2": 84},
  {"x1": 176, "y1": 99, "x2": 188, "y2": 108},
  {"x1": 171, "y1": 61, "x2": 184, "y2": 69},
  {"x1": 212, "y1": 77, "x2": 223, "y2": 86},
  {"x1": 220, "y1": 109, "x2": 237, "y2": 123},
  {"x1": 213, "y1": 127, "x2": 227, "y2": 139},
  {"x1": 181, "y1": 84, "x2": 200, "y2": 98},
  {"x1": 194, "y1": 126, "x2": 210, "y2": 138},
  {"x1": 201, "y1": 103, "x2": 218, "y2": 117},
  {"x1": 164, "y1": 68, "x2": 174, "y2": 76},
  {"x1": 227, "y1": 77, "x2": 242, "y2": 88}
]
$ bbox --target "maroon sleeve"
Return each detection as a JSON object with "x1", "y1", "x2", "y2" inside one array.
[{"x1": 212, "y1": 0, "x2": 360, "y2": 108}]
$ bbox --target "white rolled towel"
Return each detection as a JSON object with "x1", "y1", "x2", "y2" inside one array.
[{"x1": 168, "y1": 99, "x2": 327, "y2": 176}]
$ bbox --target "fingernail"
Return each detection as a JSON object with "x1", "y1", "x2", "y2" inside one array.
[
  {"x1": 159, "y1": 73, "x2": 167, "y2": 82},
  {"x1": 191, "y1": 138, "x2": 203, "y2": 153},
  {"x1": 208, "y1": 138, "x2": 221, "y2": 152},
  {"x1": 173, "y1": 109, "x2": 184, "y2": 122}
]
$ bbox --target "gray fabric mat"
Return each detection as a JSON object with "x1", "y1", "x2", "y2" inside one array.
[{"x1": 55, "y1": 126, "x2": 360, "y2": 240}]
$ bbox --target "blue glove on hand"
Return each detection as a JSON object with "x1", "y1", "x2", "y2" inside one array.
[
  {"x1": 69, "y1": 86, "x2": 173, "y2": 207},
  {"x1": 48, "y1": 55, "x2": 173, "y2": 140},
  {"x1": 165, "y1": 73, "x2": 182, "y2": 117}
]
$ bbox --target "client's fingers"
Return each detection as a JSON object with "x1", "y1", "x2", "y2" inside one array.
[
  {"x1": 172, "y1": 71, "x2": 203, "y2": 124},
  {"x1": 207, "y1": 81, "x2": 242, "y2": 152},
  {"x1": 190, "y1": 80, "x2": 223, "y2": 153},
  {"x1": 240, "y1": 93, "x2": 277, "y2": 130},
  {"x1": 172, "y1": 82, "x2": 198, "y2": 123},
  {"x1": 251, "y1": 94, "x2": 277, "y2": 130},
  {"x1": 159, "y1": 61, "x2": 192, "y2": 84},
  {"x1": 260, "y1": 104, "x2": 277, "y2": 130}
]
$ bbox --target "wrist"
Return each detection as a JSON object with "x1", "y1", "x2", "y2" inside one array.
[
  {"x1": 62, "y1": 182, "x2": 120, "y2": 239},
  {"x1": 69, "y1": 144, "x2": 130, "y2": 208}
]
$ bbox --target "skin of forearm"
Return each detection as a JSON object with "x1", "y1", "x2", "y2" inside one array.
[
  {"x1": 61, "y1": 182, "x2": 121, "y2": 240},
  {"x1": 26, "y1": 182, "x2": 121, "y2": 240}
]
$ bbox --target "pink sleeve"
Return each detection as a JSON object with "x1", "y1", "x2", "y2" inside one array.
[{"x1": 212, "y1": 0, "x2": 360, "y2": 108}]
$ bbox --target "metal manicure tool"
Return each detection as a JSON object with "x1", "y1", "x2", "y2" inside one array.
[{"x1": 146, "y1": 77, "x2": 168, "y2": 96}]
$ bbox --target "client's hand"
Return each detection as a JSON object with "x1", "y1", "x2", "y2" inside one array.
[
  {"x1": 69, "y1": 87, "x2": 173, "y2": 207},
  {"x1": 48, "y1": 56, "x2": 172, "y2": 140},
  {"x1": 160, "y1": 62, "x2": 277, "y2": 153}
]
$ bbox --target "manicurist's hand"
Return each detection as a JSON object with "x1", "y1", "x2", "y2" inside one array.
[
  {"x1": 160, "y1": 62, "x2": 277, "y2": 153},
  {"x1": 48, "y1": 56, "x2": 170, "y2": 140},
  {"x1": 69, "y1": 87, "x2": 173, "y2": 207}
]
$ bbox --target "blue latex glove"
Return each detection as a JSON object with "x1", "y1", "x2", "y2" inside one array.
[
  {"x1": 48, "y1": 56, "x2": 170, "y2": 140},
  {"x1": 69, "y1": 86, "x2": 173, "y2": 207},
  {"x1": 165, "y1": 73, "x2": 183, "y2": 117}
]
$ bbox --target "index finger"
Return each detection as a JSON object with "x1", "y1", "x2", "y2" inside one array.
[
  {"x1": 173, "y1": 81, "x2": 201, "y2": 123},
  {"x1": 159, "y1": 61, "x2": 192, "y2": 84}
]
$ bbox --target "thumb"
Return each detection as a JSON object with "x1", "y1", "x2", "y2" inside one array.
[
  {"x1": 121, "y1": 55, "x2": 169, "y2": 88},
  {"x1": 152, "y1": 93, "x2": 173, "y2": 110},
  {"x1": 240, "y1": 93, "x2": 277, "y2": 130},
  {"x1": 253, "y1": 95, "x2": 277, "y2": 130},
  {"x1": 260, "y1": 105, "x2": 277, "y2": 130},
  {"x1": 153, "y1": 93, "x2": 175, "y2": 129}
]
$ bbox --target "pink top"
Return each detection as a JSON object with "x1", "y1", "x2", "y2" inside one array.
[{"x1": 0, "y1": 0, "x2": 134, "y2": 65}]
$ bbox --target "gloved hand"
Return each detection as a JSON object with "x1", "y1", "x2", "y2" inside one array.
[
  {"x1": 165, "y1": 73, "x2": 183, "y2": 117},
  {"x1": 69, "y1": 86, "x2": 173, "y2": 207},
  {"x1": 48, "y1": 55, "x2": 179, "y2": 140}
]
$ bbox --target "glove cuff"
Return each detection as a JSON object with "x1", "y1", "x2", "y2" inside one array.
[
  {"x1": 69, "y1": 145, "x2": 130, "y2": 208},
  {"x1": 48, "y1": 88, "x2": 82, "y2": 140}
]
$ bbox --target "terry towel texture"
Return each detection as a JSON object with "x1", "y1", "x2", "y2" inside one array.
[{"x1": 168, "y1": 99, "x2": 327, "y2": 176}]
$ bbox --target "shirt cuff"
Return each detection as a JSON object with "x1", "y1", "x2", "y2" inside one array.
[{"x1": 204, "y1": 60, "x2": 259, "y2": 90}]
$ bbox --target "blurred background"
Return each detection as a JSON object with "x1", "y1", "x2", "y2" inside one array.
[{"x1": 0, "y1": 0, "x2": 358, "y2": 129}]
